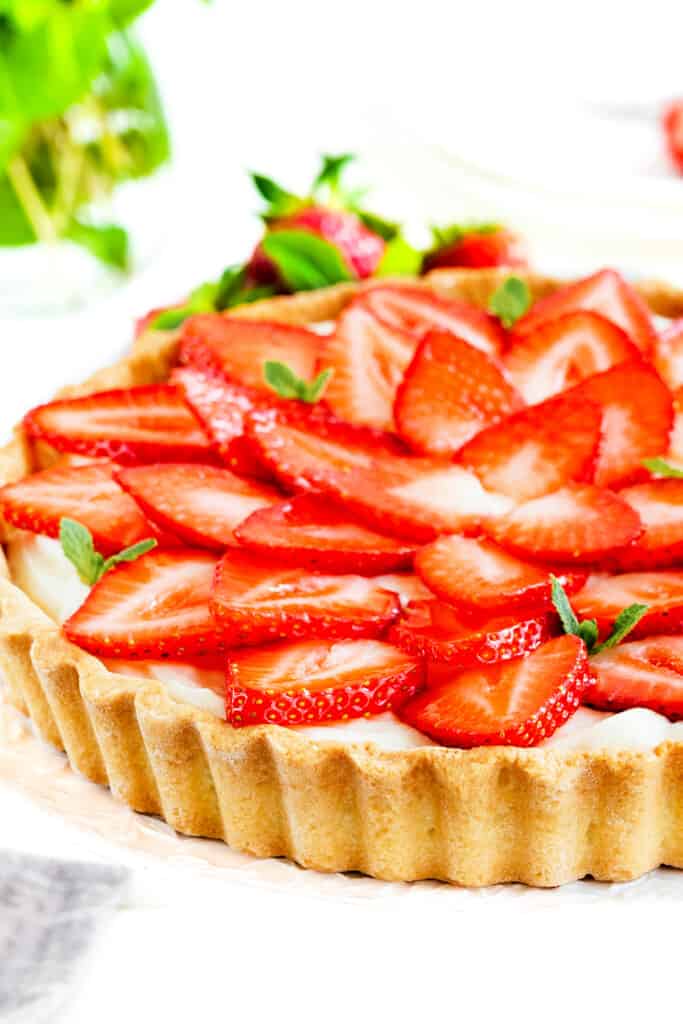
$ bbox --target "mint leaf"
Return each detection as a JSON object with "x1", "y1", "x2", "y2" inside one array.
[
  {"x1": 150, "y1": 280, "x2": 218, "y2": 330},
  {"x1": 60, "y1": 518, "x2": 105, "y2": 586},
  {"x1": 642, "y1": 457, "x2": 683, "y2": 478},
  {"x1": 550, "y1": 574, "x2": 581, "y2": 637},
  {"x1": 488, "y1": 275, "x2": 531, "y2": 328},
  {"x1": 302, "y1": 367, "x2": 334, "y2": 403},
  {"x1": 376, "y1": 235, "x2": 422, "y2": 277},
  {"x1": 65, "y1": 219, "x2": 129, "y2": 271},
  {"x1": 577, "y1": 619, "x2": 599, "y2": 650},
  {"x1": 101, "y1": 538, "x2": 157, "y2": 575},
  {"x1": 60, "y1": 517, "x2": 156, "y2": 586},
  {"x1": 261, "y1": 230, "x2": 353, "y2": 291},
  {"x1": 592, "y1": 605, "x2": 649, "y2": 655},
  {"x1": 263, "y1": 361, "x2": 333, "y2": 403},
  {"x1": 263, "y1": 361, "x2": 302, "y2": 399},
  {"x1": 551, "y1": 574, "x2": 648, "y2": 656}
]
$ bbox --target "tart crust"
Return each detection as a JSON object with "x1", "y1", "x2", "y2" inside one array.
[{"x1": 2, "y1": 267, "x2": 683, "y2": 888}]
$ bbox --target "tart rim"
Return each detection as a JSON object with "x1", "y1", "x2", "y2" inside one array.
[{"x1": 2, "y1": 266, "x2": 683, "y2": 887}]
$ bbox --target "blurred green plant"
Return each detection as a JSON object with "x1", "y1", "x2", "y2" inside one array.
[{"x1": 0, "y1": 0, "x2": 170, "y2": 269}]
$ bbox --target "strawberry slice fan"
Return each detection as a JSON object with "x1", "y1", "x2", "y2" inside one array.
[{"x1": 11, "y1": 265, "x2": 683, "y2": 752}]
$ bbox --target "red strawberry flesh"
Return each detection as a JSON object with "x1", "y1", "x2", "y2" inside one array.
[
  {"x1": 397, "y1": 634, "x2": 592, "y2": 747},
  {"x1": 234, "y1": 493, "x2": 415, "y2": 572},
  {"x1": 117, "y1": 463, "x2": 281, "y2": 551},
  {"x1": 573, "y1": 571, "x2": 683, "y2": 640},
  {"x1": 588, "y1": 635, "x2": 683, "y2": 718},
  {"x1": 226, "y1": 638, "x2": 423, "y2": 726}
]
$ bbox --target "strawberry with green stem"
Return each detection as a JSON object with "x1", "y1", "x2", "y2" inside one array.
[{"x1": 423, "y1": 223, "x2": 527, "y2": 273}]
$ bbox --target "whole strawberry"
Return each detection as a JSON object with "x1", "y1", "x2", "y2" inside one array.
[
  {"x1": 422, "y1": 223, "x2": 527, "y2": 272},
  {"x1": 663, "y1": 100, "x2": 683, "y2": 175},
  {"x1": 247, "y1": 154, "x2": 398, "y2": 288}
]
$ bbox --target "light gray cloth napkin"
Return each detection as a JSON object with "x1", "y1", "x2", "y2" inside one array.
[{"x1": 0, "y1": 850, "x2": 129, "y2": 1022}]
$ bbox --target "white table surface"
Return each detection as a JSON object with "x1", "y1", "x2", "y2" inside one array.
[{"x1": 2, "y1": 3, "x2": 683, "y2": 1019}]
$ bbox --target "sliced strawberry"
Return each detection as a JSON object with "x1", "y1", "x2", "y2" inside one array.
[
  {"x1": 64, "y1": 549, "x2": 222, "y2": 658},
  {"x1": 226, "y1": 638, "x2": 422, "y2": 726},
  {"x1": 179, "y1": 315, "x2": 320, "y2": 394},
  {"x1": 210, "y1": 551, "x2": 400, "y2": 645},
  {"x1": 0, "y1": 462, "x2": 172, "y2": 554},
  {"x1": 247, "y1": 407, "x2": 514, "y2": 542},
  {"x1": 415, "y1": 535, "x2": 587, "y2": 615},
  {"x1": 565, "y1": 359, "x2": 673, "y2": 488},
  {"x1": 397, "y1": 634, "x2": 591, "y2": 747},
  {"x1": 573, "y1": 571, "x2": 683, "y2": 640},
  {"x1": 320, "y1": 300, "x2": 417, "y2": 431},
  {"x1": 512, "y1": 269, "x2": 656, "y2": 354},
  {"x1": 23, "y1": 385, "x2": 214, "y2": 465},
  {"x1": 653, "y1": 319, "x2": 683, "y2": 391},
  {"x1": 372, "y1": 573, "x2": 433, "y2": 607},
  {"x1": 588, "y1": 636, "x2": 683, "y2": 718},
  {"x1": 668, "y1": 387, "x2": 683, "y2": 460},
  {"x1": 389, "y1": 599, "x2": 553, "y2": 668},
  {"x1": 484, "y1": 484, "x2": 642, "y2": 564},
  {"x1": 171, "y1": 367, "x2": 269, "y2": 480},
  {"x1": 503, "y1": 311, "x2": 639, "y2": 404},
  {"x1": 362, "y1": 285, "x2": 505, "y2": 357},
  {"x1": 116, "y1": 464, "x2": 281, "y2": 551},
  {"x1": 394, "y1": 332, "x2": 522, "y2": 456},
  {"x1": 234, "y1": 493, "x2": 415, "y2": 573},
  {"x1": 458, "y1": 394, "x2": 602, "y2": 500},
  {"x1": 611, "y1": 480, "x2": 683, "y2": 570}
]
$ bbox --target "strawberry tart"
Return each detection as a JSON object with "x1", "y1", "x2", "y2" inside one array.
[{"x1": 2, "y1": 266, "x2": 683, "y2": 887}]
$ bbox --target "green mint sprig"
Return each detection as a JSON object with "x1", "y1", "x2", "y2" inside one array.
[
  {"x1": 263, "y1": 361, "x2": 333, "y2": 404},
  {"x1": 642, "y1": 457, "x2": 683, "y2": 479},
  {"x1": 550, "y1": 575, "x2": 648, "y2": 656},
  {"x1": 488, "y1": 275, "x2": 532, "y2": 328},
  {"x1": 60, "y1": 517, "x2": 157, "y2": 586}
]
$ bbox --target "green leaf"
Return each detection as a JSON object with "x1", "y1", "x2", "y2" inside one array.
[
  {"x1": 60, "y1": 516, "x2": 157, "y2": 586},
  {"x1": 376, "y1": 235, "x2": 422, "y2": 277},
  {"x1": 65, "y1": 218, "x2": 130, "y2": 271},
  {"x1": 593, "y1": 605, "x2": 649, "y2": 655},
  {"x1": 313, "y1": 153, "x2": 354, "y2": 193},
  {"x1": 261, "y1": 229, "x2": 353, "y2": 291},
  {"x1": 0, "y1": 171, "x2": 35, "y2": 245},
  {"x1": 550, "y1": 575, "x2": 581, "y2": 637},
  {"x1": 355, "y1": 208, "x2": 399, "y2": 242},
  {"x1": 109, "y1": 0, "x2": 156, "y2": 26},
  {"x1": 213, "y1": 263, "x2": 277, "y2": 311},
  {"x1": 488, "y1": 275, "x2": 532, "y2": 328},
  {"x1": 576, "y1": 619, "x2": 599, "y2": 651},
  {"x1": 150, "y1": 280, "x2": 218, "y2": 329},
  {"x1": 263, "y1": 361, "x2": 333, "y2": 403},
  {"x1": 642, "y1": 457, "x2": 683, "y2": 478},
  {"x1": 301, "y1": 367, "x2": 333, "y2": 403},
  {"x1": 60, "y1": 517, "x2": 105, "y2": 586},
  {"x1": 263, "y1": 360, "x2": 304, "y2": 400},
  {"x1": 250, "y1": 171, "x2": 300, "y2": 219},
  {"x1": 101, "y1": 537, "x2": 157, "y2": 575}
]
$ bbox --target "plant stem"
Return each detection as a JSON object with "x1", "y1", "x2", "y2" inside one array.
[{"x1": 6, "y1": 153, "x2": 58, "y2": 245}]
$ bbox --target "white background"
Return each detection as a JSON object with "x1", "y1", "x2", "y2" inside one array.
[{"x1": 2, "y1": 1, "x2": 683, "y2": 1021}]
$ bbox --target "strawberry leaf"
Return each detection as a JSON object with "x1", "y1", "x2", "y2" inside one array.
[
  {"x1": 60, "y1": 517, "x2": 156, "y2": 586},
  {"x1": 642, "y1": 457, "x2": 683, "y2": 478},
  {"x1": 263, "y1": 361, "x2": 333, "y2": 403},
  {"x1": 431, "y1": 221, "x2": 500, "y2": 249},
  {"x1": 489, "y1": 275, "x2": 531, "y2": 328},
  {"x1": 261, "y1": 230, "x2": 354, "y2": 291},
  {"x1": 250, "y1": 172, "x2": 301, "y2": 220},
  {"x1": 313, "y1": 153, "x2": 354, "y2": 194}
]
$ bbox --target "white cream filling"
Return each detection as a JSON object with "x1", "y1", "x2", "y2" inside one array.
[{"x1": 7, "y1": 533, "x2": 683, "y2": 753}]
